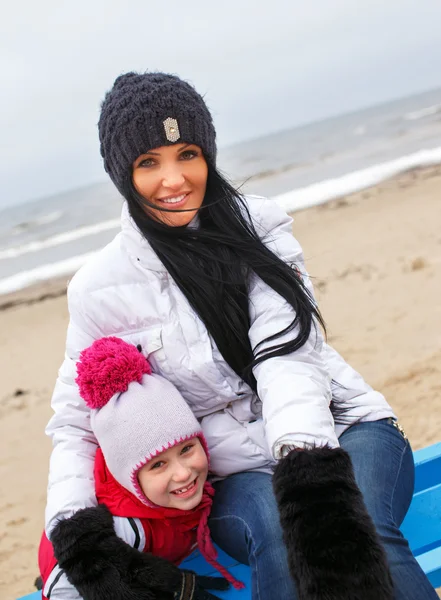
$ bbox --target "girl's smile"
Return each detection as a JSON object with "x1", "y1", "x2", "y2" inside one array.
[
  {"x1": 170, "y1": 477, "x2": 198, "y2": 498},
  {"x1": 137, "y1": 438, "x2": 208, "y2": 509}
]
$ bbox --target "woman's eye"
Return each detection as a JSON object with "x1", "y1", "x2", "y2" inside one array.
[
  {"x1": 181, "y1": 444, "x2": 194, "y2": 455},
  {"x1": 138, "y1": 158, "x2": 155, "y2": 168},
  {"x1": 180, "y1": 150, "x2": 198, "y2": 160}
]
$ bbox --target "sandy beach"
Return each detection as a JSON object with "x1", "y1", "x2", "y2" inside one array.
[{"x1": 1, "y1": 165, "x2": 440, "y2": 598}]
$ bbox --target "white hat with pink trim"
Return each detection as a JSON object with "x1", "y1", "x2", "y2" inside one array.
[{"x1": 75, "y1": 336, "x2": 207, "y2": 505}]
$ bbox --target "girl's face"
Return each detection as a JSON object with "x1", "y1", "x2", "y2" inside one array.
[
  {"x1": 137, "y1": 438, "x2": 209, "y2": 509},
  {"x1": 132, "y1": 143, "x2": 208, "y2": 227}
]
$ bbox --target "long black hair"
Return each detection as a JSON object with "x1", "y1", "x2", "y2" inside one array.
[{"x1": 123, "y1": 164, "x2": 325, "y2": 393}]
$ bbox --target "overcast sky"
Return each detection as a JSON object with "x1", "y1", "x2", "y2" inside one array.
[{"x1": 1, "y1": 0, "x2": 441, "y2": 209}]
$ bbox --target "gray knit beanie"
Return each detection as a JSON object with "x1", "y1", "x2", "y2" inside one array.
[
  {"x1": 98, "y1": 72, "x2": 217, "y2": 193},
  {"x1": 76, "y1": 336, "x2": 207, "y2": 506}
]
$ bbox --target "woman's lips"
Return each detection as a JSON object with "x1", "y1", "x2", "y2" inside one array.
[{"x1": 156, "y1": 193, "x2": 190, "y2": 208}]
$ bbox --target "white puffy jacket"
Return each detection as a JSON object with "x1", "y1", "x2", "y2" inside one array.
[{"x1": 45, "y1": 195, "x2": 394, "y2": 534}]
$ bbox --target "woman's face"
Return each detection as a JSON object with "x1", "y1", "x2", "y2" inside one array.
[
  {"x1": 137, "y1": 437, "x2": 208, "y2": 509},
  {"x1": 132, "y1": 143, "x2": 208, "y2": 227}
]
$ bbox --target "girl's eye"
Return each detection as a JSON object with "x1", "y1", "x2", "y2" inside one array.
[
  {"x1": 151, "y1": 460, "x2": 164, "y2": 470},
  {"x1": 181, "y1": 444, "x2": 194, "y2": 455},
  {"x1": 180, "y1": 150, "x2": 198, "y2": 161}
]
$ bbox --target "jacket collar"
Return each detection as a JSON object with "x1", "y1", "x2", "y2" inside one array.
[
  {"x1": 120, "y1": 202, "x2": 165, "y2": 272},
  {"x1": 120, "y1": 202, "x2": 200, "y2": 272}
]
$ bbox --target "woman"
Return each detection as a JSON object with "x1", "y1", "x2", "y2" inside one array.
[{"x1": 44, "y1": 72, "x2": 436, "y2": 599}]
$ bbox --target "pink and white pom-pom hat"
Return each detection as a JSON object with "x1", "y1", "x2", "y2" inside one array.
[{"x1": 75, "y1": 336, "x2": 208, "y2": 506}]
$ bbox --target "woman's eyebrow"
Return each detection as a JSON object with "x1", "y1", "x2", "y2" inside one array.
[
  {"x1": 142, "y1": 150, "x2": 161, "y2": 156},
  {"x1": 177, "y1": 143, "x2": 191, "y2": 151},
  {"x1": 141, "y1": 144, "x2": 191, "y2": 158}
]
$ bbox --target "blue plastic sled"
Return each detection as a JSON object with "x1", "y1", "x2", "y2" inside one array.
[{"x1": 18, "y1": 442, "x2": 441, "y2": 599}]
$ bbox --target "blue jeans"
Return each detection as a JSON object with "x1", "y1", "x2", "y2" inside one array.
[{"x1": 209, "y1": 419, "x2": 438, "y2": 600}]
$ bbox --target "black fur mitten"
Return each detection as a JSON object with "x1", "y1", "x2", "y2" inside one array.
[
  {"x1": 272, "y1": 447, "x2": 394, "y2": 600},
  {"x1": 51, "y1": 504, "x2": 229, "y2": 600}
]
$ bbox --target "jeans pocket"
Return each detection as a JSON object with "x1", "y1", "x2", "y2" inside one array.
[{"x1": 387, "y1": 417, "x2": 408, "y2": 440}]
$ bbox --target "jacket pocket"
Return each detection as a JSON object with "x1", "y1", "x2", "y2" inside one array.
[
  {"x1": 245, "y1": 418, "x2": 271, "y2": 458},
  {"x1": 122, "y1": 328, "x2": 164, "y2": 370},
  {"x1": 202, "y1": 411, "x2": 272, "y2": 476}
]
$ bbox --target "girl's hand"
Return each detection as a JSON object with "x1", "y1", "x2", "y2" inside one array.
[{"x1": 51, "y1": 504, "x2": 229, "y2": 600}]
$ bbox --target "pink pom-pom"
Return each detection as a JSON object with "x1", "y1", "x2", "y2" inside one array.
[{"x1": 76, "y1": 337, "x2": 151, "y2": 409}]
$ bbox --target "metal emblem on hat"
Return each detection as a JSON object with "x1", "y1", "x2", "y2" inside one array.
[{"x1": 163, "y1": 117, "x2": 180, "y2": 142}]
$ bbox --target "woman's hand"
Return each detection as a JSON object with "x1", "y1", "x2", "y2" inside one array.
[
  {"x1": 279, "y1": 445, "x2": 304, "y2": 457},
  {"x1": 272, "y1": 446, "x2": 394, "y2": 600},
  {"x1": 51, "y1": 505, "x2": 229, "y2": 600}
]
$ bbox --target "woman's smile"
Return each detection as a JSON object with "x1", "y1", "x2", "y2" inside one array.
[
  {"x1": 132, "y1": 144, "x2": 208, "y2": 227},
  {"x1": 155, "y1": 192, "x2": 191, "y2": 207}
]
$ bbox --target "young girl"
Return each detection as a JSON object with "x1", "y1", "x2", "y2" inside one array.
[
  {"x1": 39, "y1": 337, "x2": 240, "y2": 599},
  {"x1": 43, "y1": 71, "x2": 437, "y2": 599}
]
